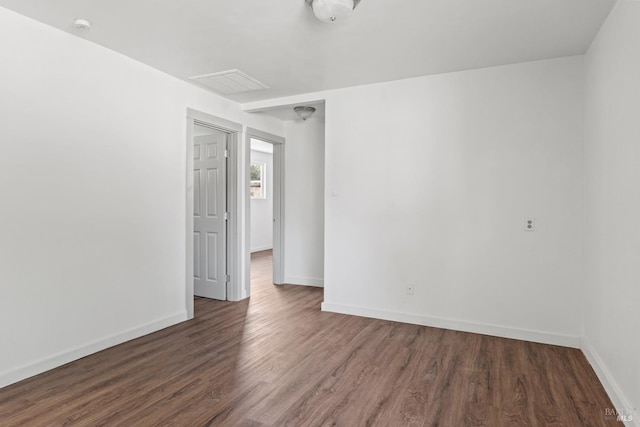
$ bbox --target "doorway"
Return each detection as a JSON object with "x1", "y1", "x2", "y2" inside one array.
[
  {"x1": 186, "y1": 109, "x2": 242, "y2": 319},
  {"x1": 245, "y1": 128, "x2": 285, "y2": 294},
  {"x1": 249, "y1": 138, "x2": 273, "y2": 255}
]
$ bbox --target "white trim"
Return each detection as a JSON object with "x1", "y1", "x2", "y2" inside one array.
[
  {"x1": 251, "y1": 245, "x2": 273, "y2": 253},
  {"x1": 285, "y1": 276, "x2": 324, "y2": 287},
  {"x1": 321, "y1": 302, "x2": 581, "y2": 348},
  {"x1": 187, "y1": 108, "x2": 242, "y2": 132},
  {"x1": 185, "y1": 117, "x2": 195, "y2": 319},
  {"x1": 272, "y1": 142, "x2": 285, "y2": 285},
  {"x1": 226, "y1": 128, "x2": 241, "y2": 301},
  {"x1": 581, "y1": 337, "x2": 639, "y2": 427},
  {"x1": 0, "y1": 311, "x2": 187, "y2": 389}
]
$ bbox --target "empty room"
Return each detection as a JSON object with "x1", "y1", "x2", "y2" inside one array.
[{"x1": 0, "y1": 0, "x2": 638, "y2": 425}]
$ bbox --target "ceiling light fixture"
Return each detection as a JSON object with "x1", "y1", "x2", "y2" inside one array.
[
  {"x1": 305, "y1": 0, "x2": 362, "y2": 23},
  {"x1": 294, "y1": 106, "x2": 316, "y2": 121}
]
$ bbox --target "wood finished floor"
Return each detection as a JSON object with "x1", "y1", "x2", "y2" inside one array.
[{"x1": 0, "y1": 250, "x2": 621, "y2": 426}]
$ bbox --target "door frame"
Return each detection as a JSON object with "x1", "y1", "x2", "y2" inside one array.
[
  {"x1": 246, "y1": 128, "x2": 285, "y2": 288},
  {"x1": 186, "y1": 108, "x2": 242, "y2": 319}
]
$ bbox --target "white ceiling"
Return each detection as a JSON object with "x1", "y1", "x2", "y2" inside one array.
[
  {"x1": 255, "y1": 102, "x2": 326, "y2": 122},
  {"x1": 0, "y1": 0, "x2": 614, "y2": 103}
]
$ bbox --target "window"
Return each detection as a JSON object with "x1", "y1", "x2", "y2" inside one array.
[{"x1": 250, "y1": 162, "x2": 266, "y2": 199}]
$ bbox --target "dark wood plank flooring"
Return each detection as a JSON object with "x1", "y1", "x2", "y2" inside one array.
[{"x1": 0, "y1": 250, "x2": 620, "y2": 426}]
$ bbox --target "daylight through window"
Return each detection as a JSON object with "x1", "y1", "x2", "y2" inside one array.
[{"x1": 250, "y1": 162, "x2": 266, "y2": 199}]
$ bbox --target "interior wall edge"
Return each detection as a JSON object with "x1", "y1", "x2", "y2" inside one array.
[
  {"x1": 581, "y1": 336, "x2": 640, "y2": 427},
  {"x1": 0, "y1": 311, "x2": 187, "y2": 389},
  {"x1": 321, "y1": 302, "x2": 581, "y2": 348}
]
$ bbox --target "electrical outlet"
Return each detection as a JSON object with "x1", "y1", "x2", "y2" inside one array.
[
  {"x1": 525, "y1": 218, "x2": 535, "y2": 232},
  {"x1": 406, "y1": 284, "x2": 414, "y2": 295}
]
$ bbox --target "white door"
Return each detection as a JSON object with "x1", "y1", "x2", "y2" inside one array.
[{"x1": 194, "y1": 126, "x2": 227, "y2": 300}]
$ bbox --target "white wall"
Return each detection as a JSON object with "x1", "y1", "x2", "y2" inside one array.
[
  {"x1": 250, "y1": 149, "x2": 274, "y2": 252},
  {"x1": 0, "y1": 7, "x2": 282, "y2": 387},
  {"x1": 284, "y1": 117, "x2": 325, "y2": 287},
  {"x1": 322, "y1": 56, "x2": 585, "y2": 346},
  {"x1": 583, "y1": 1, "x2": 640, "y2": 422}
]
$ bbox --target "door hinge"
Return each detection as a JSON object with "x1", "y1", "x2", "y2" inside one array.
[
  {"x1": 225, "y1": 274, "x2": 231, "y2": 283},
  {"x1": 224, "y1": 211, "x2": 229, "y2": 221},
  {"x1": 224, "y1": 149, "x2": 229, "y2": 158}
]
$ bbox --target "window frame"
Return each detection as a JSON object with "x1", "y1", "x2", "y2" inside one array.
[{"x1": 250, "y1": 161, "x2": 267, "y2": 199}]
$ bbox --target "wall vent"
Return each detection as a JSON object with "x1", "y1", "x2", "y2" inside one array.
[{"x1": 189, "y1": 69, "x2": 269, "y2": 95}]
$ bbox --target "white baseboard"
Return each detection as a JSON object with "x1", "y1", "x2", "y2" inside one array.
[
  {"x1": 581, "y1": 337, "x2": 638, "y2": 427},
  {"x1": 285, "y1": 276, "x2": 324, "y2": 287},
  {"x1": 0, "y1": 311, "x2": 187, "y2": 389},
  {"x1": 321, "y1": 302, "x2": 580, "y2": 348},
  {"x1": 251, "y1": 246, "x2": 273, "y2": 253}
]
